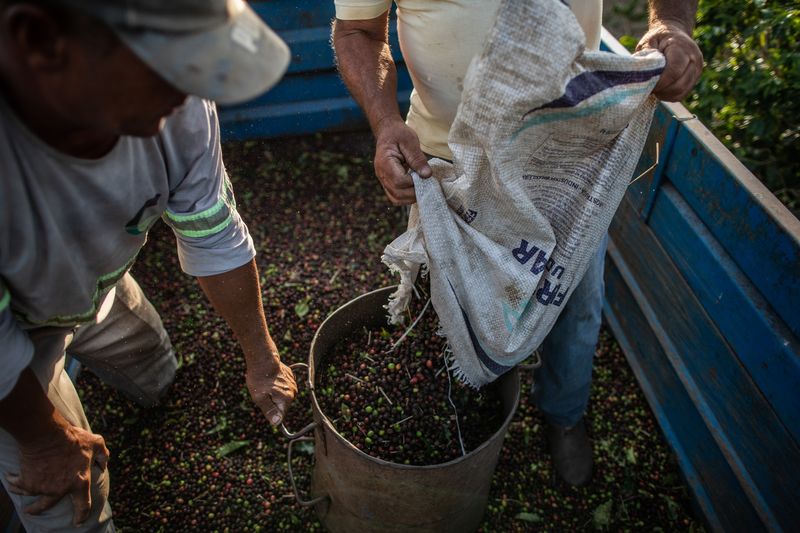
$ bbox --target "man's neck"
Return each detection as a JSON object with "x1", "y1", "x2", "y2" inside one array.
[{"x1": 0, "y1": 73, "x2": 119, "y2": 159}]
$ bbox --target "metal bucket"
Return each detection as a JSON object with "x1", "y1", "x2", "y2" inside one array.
[{"x1": 284, "y1": 287, "x2": 520, "y2": 533}]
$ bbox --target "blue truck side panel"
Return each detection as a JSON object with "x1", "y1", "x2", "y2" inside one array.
[
  {"x1": 667, "y1": 128, "x2": 800, "y2": 339},
  {"x1": 220, "y1": 1, "x2": 411, "y2": 140},
  {"x1": 648, "y1": 185, "x2": 800, "y2": 441},
  {"x1": 603, "y1": 249, "x2": 765, "y2": 532},
  {"x1": 607, "y1": 185, "x2": 799, "y2": 530},
  {"x1": 600, "y1": 32, "x2": 800, "y2": 532}
]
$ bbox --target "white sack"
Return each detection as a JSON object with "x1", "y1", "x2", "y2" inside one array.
[{"x1": 383, "y1": 0, "x2": 665, "y2": 387}]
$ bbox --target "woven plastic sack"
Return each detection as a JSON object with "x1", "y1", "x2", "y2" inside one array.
[{"x1": 383, "y1": 0, "x2": 665, "y2": 387}]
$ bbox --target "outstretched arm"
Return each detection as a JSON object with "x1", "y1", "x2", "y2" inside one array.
[
  {"x1": 333, "y1": 12, "x2": 431, "y2": 205},
  {"x1": 636, "y1": 0, "x2": 703, "y2": 101},
  {"x1": 197, "y1": 259, "x2": 296, "y2": 425}
]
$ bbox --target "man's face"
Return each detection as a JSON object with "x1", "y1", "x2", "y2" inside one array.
[{"x1": 52, "y1": 32, "x2": 188, "y2": 138}]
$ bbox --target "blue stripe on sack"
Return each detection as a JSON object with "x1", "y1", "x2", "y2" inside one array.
[
  {"x1": 523, "y1": 67, "x2": 664, "y2": 118},
  {"x1": 459, "y1": 305, "x2": 514, "y2": 376},
  {"x1": 446, "y1": 280, "x2": 514, "y2": 376},
  {"x1": 512, "y1": 86, "x2": 652, "y2": 139}
]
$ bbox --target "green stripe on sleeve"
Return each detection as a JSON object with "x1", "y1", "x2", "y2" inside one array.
[
  {"x1": 21, "y1": 252, "x2": 139, "y2": 327},
  {"x1": 0, "y1": 288, "x2": 9, "y2": 313},
  {"x1": 164, "y1": 177, "x2": 237, "y2": 237}
]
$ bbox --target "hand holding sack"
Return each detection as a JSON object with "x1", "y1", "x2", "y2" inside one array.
[{"x1": 383, "y1": 0, "x2": 665, "y2": 387}]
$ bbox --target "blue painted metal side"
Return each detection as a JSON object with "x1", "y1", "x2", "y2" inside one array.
[
  {"x1": 219, "y1": 0, "x2": 411, "y2": 140},
  {"x1": 249, "y1": 0, "x2": 339, "y2": 32},
  {"x1": 601, "y1": 29, "x2": 800, "y2": 532}
]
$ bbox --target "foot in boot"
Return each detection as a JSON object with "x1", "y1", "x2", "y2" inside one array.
[{"x1": 547, "y1": 418, "x2": 592, "y2": 486}]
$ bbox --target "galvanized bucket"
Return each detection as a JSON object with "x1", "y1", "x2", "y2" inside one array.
[{"x1": 283, "y1": 286, "x2": 520, "y2": 533}]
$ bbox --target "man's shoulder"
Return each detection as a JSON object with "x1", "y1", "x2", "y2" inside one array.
[
  {"x1": 158, "y1": 96, "x2": 220, "y2": 165},
  {"x1": 161, "y1": 96, "x2": 217, "y2": 141}
]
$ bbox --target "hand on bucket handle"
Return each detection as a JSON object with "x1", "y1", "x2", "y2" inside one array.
[
  {"x1": 279, "y1": 361, "x2": 329, "y2": 507},
  {"x1": 279, "y1": 362, "x2": 316, "y2": 439}
]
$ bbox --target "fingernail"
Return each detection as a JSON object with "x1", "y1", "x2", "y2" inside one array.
[{"x1": 271, "y1": 414, "x2": 281, "y2": 425}]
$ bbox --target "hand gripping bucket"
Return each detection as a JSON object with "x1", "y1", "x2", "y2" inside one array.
[{"x1": 282, "y1": 287, "x2": 520, "y2": 532}]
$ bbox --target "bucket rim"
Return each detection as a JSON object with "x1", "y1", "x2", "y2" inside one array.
[{"x1": 307, "y1": 285, "x2": 521, "y2": 470}]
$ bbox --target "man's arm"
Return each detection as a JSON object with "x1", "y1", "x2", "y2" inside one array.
[
  {"x1": 333, "y1": 12, "x2": 431, "y2": 205},
  {"x1": 636, "y1": 0, "x2": 703, "y2": 101},
  {"x1": 0, "y1": 368, "x2": 109, "y2": 526},
  {"x1": 197, "y1": 258, "x2": 296, "y2": 425}
]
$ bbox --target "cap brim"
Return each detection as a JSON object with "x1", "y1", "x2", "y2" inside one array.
[{"x1": 115, "y1": 3, "x2": 289, "y2": 105}]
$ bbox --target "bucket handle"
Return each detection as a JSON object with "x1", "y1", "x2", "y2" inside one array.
[
  {"x1": 280, "y1": 362, "x2": 316, "y2": 439},
  {"x1": 287, "y1": 426, "x2": 329, "y2": 507}
]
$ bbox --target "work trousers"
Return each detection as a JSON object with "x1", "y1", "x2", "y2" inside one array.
[
  {"x1": 0, "y1": 273, "x2": 176, "y2": 532},
  {"x1": 533, "y1": 235, "x2": 608, "y2": 428}
]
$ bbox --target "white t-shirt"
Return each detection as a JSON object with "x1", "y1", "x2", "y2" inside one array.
[
  {"x1": 0, "y1": 95, "x2": 255, "y2": 399},
  {"x1": 335, "y1": 0, "x2": 603, "y2": 159}
]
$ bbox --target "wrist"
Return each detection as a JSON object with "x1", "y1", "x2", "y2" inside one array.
[
  {"x1": 0, "y1": 368, "x2": 72, "y2": 449},
  {"x1": 17, "y1": 412, "x2": 71, "y2": 451},
  {"x1": 244, "y1": 347, "x2": 282, "y2": 375},
  {"x1": 649, "y1": 16, "x2": 694, "y2": 36},
  {"x1": 372, "y1": 113, "x2": 405, "y2": 139}
]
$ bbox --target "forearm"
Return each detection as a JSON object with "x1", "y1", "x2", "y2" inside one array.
[
  {"x1": 197, "y1": 258, "x2": 279, "y2": 371},
  {"x1": 333, "y1": 14, "x2": 403, "y2": 134},
  {"x1": 1, "y1": 368, "x2": 109, "y2": 523},
  {"x1": 0, "y1": 367, "x2": 68, "y2": 447},
  {"x1": 648, "y1": 0, "x2": 698, "y2": 32}
]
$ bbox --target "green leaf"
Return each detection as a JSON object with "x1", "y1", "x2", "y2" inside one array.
[
  {"x1": 593, "y1": 500, "x2": 613, "y2": 530},
  {"x1": 340, "y1": 403, "x2": 352, "y2": 421},
  {"x1": 295, "y1": 441, "x2": 315, "y2": 455},
  {"x1": 205, "y1": 416, "x2": 228, "y2": 436},
  {"x1": 626, "y1": 446, "x2": 637, "y2": 465},
  {"x1": 215, "y1": 440, "x2": 250, "y2": 458},
  {"x1": 618, "y1": 34, "x2": 638, "y2": 52},
  {"x1": 515, "y1": 512, "x2": 542, "y2": 523},
  {"x1": 662, "y1": 494, "x2": 680, "y2": 521},
  {"x1": 295, "y1": 300, "x2": 310, "y2": 318}
]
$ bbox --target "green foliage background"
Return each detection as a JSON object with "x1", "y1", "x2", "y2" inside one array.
[{"x1": 615, "y1": 0, "x2": 800, "y2": 216}]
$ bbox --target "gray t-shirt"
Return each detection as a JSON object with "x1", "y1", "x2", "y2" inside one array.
[{"x1": 0, "y1": 95, "x2": 255, "y2": 398}]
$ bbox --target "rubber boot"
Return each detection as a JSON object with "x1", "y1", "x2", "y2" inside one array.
[{"x1": 547, "y1": 417, "x2": 593, "y2": 486}]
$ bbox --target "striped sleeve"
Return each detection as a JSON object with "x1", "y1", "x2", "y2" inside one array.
[
  {"x1": 334, "y1": 0, "x2": 392, "y2": 20},
  {"x1": 161, "y1": 98, "x2": 255, "y2": 277},
  {"x1": 163, "y1": 175, "x2": 236, "y2": 239},
  {"x1": 0, "y1": 278, "x2": 8, "y2": 313}
]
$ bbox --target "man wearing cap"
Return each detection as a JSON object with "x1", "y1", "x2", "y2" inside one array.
[
  {"x1": 0, "y1": 0, "x2": 295, "y2": 529},
  {"x1": 332, "y1": 0, "x2": 702, "y2": 486}
]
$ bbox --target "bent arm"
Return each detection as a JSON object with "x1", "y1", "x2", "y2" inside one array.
[
  {"x1": 333, "y1": 13, "x2": 431, "y2": 204},
  {"x1": 0, "y1": 367, "x2": 65, "y2": 447},
  {"x1": 0, "y1": 368, "x2": 109, "y2": 525},
  {"x1": 333, "y1": 12, "x2": 402, "y2": 135},
  {"x1": 648, "y1": 0, "x2": 698, "y2": 33}
]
